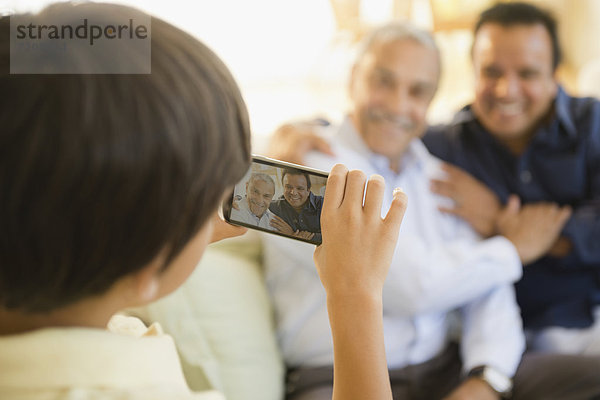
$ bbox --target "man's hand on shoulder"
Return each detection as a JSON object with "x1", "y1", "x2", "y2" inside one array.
[
  {"x1": 269, "y1": 214, "x2": 294, "y2": 234},
  {"x1": 431, "y1": 162, "x2": 501, "y2": 237},
  {"x1": 497, "y1": 195, "x2": 572, "y2": 265},
  {"x1": 267, "y1": 120, "x2": 334, "y2": 165}
]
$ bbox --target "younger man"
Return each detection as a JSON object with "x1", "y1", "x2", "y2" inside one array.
[{"x1": 269, "y1": 169, "x2": 324, "y2": 242}]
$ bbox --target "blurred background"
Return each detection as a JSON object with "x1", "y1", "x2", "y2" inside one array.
[{"x1": 4, "y1": 0, "x2": 600, "y2": 147}]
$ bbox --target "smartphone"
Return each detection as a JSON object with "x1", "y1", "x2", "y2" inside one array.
[{"x1": 222, "y1": 155, "x2": 329, "y2": 245}]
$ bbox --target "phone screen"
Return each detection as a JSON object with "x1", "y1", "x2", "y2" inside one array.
[{"x1": 222, "y1": 155, "x2": 328, "y2": 245}]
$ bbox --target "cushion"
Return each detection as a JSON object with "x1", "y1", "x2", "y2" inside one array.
[{"x1": 128, "y1": 233, "x2": 284, "y2": 400}]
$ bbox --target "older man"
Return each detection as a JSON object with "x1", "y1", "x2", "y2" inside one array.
[
  {"x1": 264, "y1": 21, "x2": 599, "y2": 400},
  {"x1": 424, "y1": 1, "x2": 600, "y2": 355},
  {"x1": 231, "y1": 173, "x2": 277, "y2": 230}
]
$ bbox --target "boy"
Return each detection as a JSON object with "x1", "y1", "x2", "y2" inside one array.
[{"x1": 0, "y1": 3, "x2": 406, "y2": 400}]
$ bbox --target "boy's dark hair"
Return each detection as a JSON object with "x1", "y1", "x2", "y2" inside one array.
[
  {"x1": 474, "y1": 2, "x2": 561, "y2": 70},
  {"x1": 0, "y1": 3, "x2": 251, "y2": 312},
  {"x1": 282, "y1": 169, "x2": 312, "y2": 191}
]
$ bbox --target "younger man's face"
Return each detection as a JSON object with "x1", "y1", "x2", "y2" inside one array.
[
  {"x1": 283, "y1": 174, "x2": 310, "y2": 210},
  {"x1": 246, "y1": 179, "x2": 275, "y2": 217},
  {"x1": 471, "y1": 23, "x2": 558, "y2": 145}
]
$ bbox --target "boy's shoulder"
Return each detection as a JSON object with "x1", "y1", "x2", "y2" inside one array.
[
  {"x1": 0, "y1": 316, "x2": 223, "y2": 400},
  {"x1": 0, "y1": 387, "x2": 225, "y2": 400}
]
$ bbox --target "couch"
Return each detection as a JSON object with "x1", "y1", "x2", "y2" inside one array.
[{"x1": 129, "y1": 233, "x2": 284, "y2": 400}]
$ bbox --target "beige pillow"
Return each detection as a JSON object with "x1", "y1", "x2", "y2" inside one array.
[{"x1": 129, "y1": 233, "x2": 284, "y2": 400}]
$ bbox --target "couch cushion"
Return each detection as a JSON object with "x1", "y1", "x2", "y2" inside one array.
[{"x1": 129, "y1": 233, "x2": 284, "y2": 400}]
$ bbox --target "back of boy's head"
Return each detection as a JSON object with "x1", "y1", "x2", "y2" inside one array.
[{"x1": 0, "y1": 3, "x2": 251, "y2": 313}]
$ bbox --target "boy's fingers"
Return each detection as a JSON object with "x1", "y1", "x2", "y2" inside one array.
[
  {"x1": 363, "y1": 174, "x2": 385, "y2": 217},
  {"x1": 211, "y1": 214, "x2": 248, "y2": 243},
  {"x1": 323, "y1": 164, "x2": 349, "y2": 211},
  {"x1": 384, "y1": 188, "x2": 408, "y2": 232},
  {"x1": 342, "y1": 169, "x2": 367, "y2": 210}
]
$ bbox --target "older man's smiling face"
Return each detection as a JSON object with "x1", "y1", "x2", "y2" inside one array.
[
  {"x1": 349, "y1": 38, "x2": 439, "y2": 168},
  {"x1": 246, "y1": 178, "x2": 274, "y2": 218}
]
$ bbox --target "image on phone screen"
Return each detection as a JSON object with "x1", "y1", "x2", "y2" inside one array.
[{"x1": 222, "y1": 155, "x2": 328, "y2": 245}]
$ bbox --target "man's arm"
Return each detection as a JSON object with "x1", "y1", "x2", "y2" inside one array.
[
  {"x1": 314, "y1": 165, "x2": 407, "y2": 400},
  {"x1": 444, "y1": 285, "x2": 525, "y2": 400},
  {"x1": 561, "y1": 202, "x2": 600, "y2": 265},
  {"x1": 382, "y1": 194, "x2": 571, "y2": 316},
  {"x1": 430, "y1": 162, "x2": 580, "y2": 261},
  {"x1": 560, "y1": 136, "x2": 600, "y2": 264}
]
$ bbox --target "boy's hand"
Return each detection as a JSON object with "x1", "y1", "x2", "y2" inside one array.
[
  {"x1": 313, "y1": 164, "x2": 407, "y2": 400},
  {"x1": 210, "y1": 212, "x2": 247, "y2": 243},
  {"x1": 314, "y1": 164, "x2": 408, "y2": 297}
]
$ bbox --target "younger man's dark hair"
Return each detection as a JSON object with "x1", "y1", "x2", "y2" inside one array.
[
  {"x1": 282, "y1": 169, "x2": 312, "y2": 191},
  {"x1": 474, "y1": 2, "x2": 561, "y2": 70},
  {"x1": 0, "y1": 3, "x2": 251, "y2": 312}
]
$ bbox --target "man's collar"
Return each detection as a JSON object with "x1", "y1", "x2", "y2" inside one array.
[
  {"x1": 306, "y1": 191, "x2": 320, "y2": 210},
  {"x1": 554, "y1": 86, "x2": 577, "y2": 137}
]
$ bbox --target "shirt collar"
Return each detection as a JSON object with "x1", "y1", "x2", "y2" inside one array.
[
  {"x1": 554, "y1": 86, "x2": 577, "y2": 138},
  {"x1": 0, "y1": 317, "x2": 189, "y2": 390},
  {"x1": 306, "y1": 192, "x2": 319, "y2": 210},
  {"x1": 336, "y1": 116, "x2": 429, "y2": 175}
]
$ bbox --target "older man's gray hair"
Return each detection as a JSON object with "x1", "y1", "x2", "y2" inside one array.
[
  {"x1": 248, "y1": 172, "x2": 275, "y2": 190},
  {"x1": 354, "y1": 22, "x2": 440, "y2": 67}
]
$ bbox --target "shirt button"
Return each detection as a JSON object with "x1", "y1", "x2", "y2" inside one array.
[{"x1": 520, "y1": 170, "x2": 532, "y2": 183}]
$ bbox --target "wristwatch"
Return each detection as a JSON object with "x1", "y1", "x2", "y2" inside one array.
[{"x1": 468, "y1": 365, "x2": 513, "y2": 397}]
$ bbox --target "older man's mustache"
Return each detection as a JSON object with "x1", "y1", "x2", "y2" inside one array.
[
  {"x1": 367, "y1": 109, "x2": 415, "y2": 131},
  {"x1": 249, "y1": 198, "x2": 268, "y2": 209}
]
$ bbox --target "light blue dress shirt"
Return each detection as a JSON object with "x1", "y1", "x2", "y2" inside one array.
[
  {"x1": 230, "y1": 197, "x2": 277, "y2": 231},
  {"x1": 263, "y1": 117, "x2": 525, "y2": 376}
]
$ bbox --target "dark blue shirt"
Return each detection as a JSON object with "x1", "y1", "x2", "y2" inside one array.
[
  {"x1": 269, "y1": 191, "x2": 324, "y2": 243},
  {"x1": 423, "y1": 87, "x2": 600, "y2": 330}
]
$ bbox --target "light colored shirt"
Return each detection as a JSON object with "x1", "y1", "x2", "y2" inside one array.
[
  {"x1": 230, "y1": 197, "x2": 277, "y2": 231},
  {"x1": 263, "y1": 117, "x2": 525, "y2": 376},
  {"x1": 0, "y1": 315, "x2": 224, "y2": 400}
]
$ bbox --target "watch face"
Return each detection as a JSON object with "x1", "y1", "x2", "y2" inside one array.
[{"x1": 483, "y1": 367, "x2": 513, "y2": 394}]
